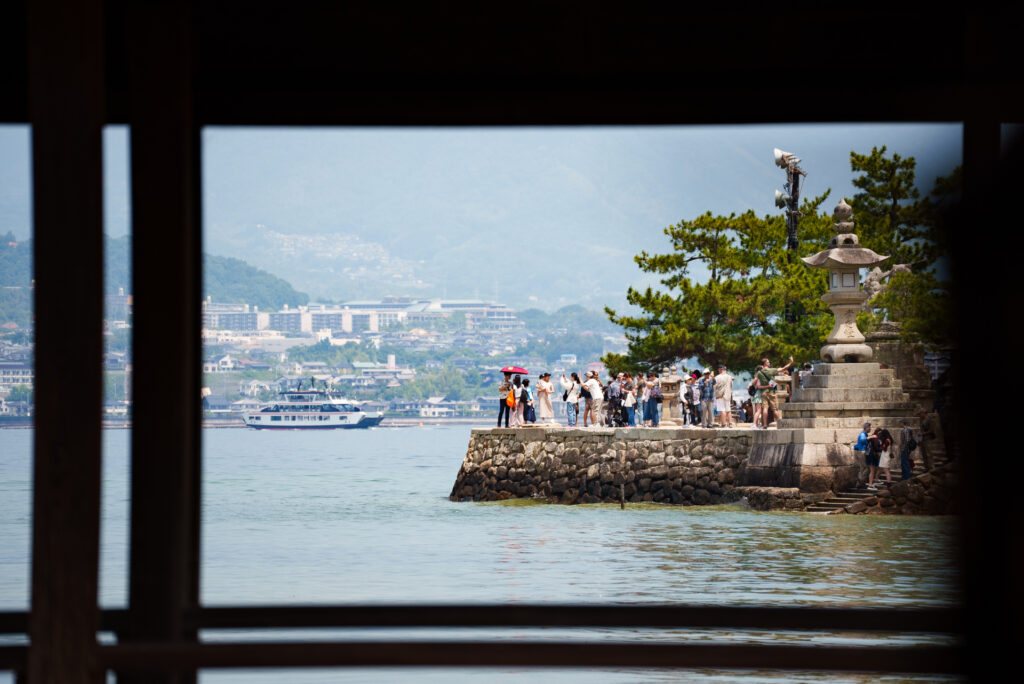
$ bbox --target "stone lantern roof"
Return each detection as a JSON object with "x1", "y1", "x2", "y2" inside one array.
[{"x1": 801, "y1": 199, "x2": 888, "y2": 270}]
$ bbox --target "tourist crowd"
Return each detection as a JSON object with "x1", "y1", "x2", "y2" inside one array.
[{"x1": 497, "y1": 359, "x2": 788, "y2": 430}]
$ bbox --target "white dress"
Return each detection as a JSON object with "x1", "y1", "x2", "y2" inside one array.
[{"x1": 536, "y1": 379, "x2": 555, "y2": 422}]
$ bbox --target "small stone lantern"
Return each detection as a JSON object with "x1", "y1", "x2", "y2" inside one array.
[
  {"x1": 658, "y1": 366, "x2": 683, "y2": 426},
  {"x1": 802, "y1": 199, "x2": 889, "y2": 363}
]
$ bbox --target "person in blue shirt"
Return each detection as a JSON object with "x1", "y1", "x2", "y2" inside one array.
[{"x1": 853, "y1": 421, "x2": 881, "y2": 489}]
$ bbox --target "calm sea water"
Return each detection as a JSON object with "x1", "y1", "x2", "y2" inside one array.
[{"x1": 0, "y1": 427, "x2": 960, "y2": 682}]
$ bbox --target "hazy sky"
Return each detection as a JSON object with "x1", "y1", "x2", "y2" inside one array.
[{"x1": 1, "y1": 123, "x2": 962, "y2": 309}]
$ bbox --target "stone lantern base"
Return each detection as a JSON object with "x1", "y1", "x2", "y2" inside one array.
[
  {"x1": 743, "y1": 362, "x2": 919, "y2": 493},
  {"x1": 820, "y1": 342, "x2": 873, "y2": 364}
]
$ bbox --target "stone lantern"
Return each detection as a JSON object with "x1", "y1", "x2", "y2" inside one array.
[
  {"x1": 801, "y1": 199, "x2": 888, "y2": 363},
  {"x1": 658, "y1": 366, "x2": 683, "y2": 426}
]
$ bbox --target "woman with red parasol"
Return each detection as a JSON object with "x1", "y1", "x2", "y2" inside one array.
[{"x1": 497, "y1": 367, "x2": 527, "y2": 427}]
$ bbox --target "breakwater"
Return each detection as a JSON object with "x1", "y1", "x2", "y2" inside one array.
[{"x1": 450, "y1": 427, "x2": 760, "y2": 506}]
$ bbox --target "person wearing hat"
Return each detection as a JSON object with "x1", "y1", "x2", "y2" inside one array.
[
  {"x1": 535, "y1": 372, "x2": 556, "y2": 425},
  {"x1": 697, "y1": 368, "x2": 716, "y2": 428},
  {"x1": 714, "y1": 364, "x2": 735, "y2": 427}
]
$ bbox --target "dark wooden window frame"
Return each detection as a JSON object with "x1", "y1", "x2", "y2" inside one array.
[{"x1": 4, "y1": 2, "x2": 1021, "y2": 682}]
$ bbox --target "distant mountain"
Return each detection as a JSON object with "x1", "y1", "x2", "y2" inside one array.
[
  {"x1": 0, "y1": 235, "x2": 309, "y2": 322},
  {"x1": 103, "y1": 236, "x2": 309, "y2": 310}
]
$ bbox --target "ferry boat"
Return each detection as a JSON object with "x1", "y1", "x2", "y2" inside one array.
[{"x1": 243, "y1": 389, "x2": 385, "y2": 429}]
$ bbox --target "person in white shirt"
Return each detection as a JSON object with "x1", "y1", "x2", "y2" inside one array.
[
  {"x1": 714, "y1": 364, "x2": 734, "y2": 427},
  {"x1": 510, "y1": 375, "x2": 524, "y2": 427},
  {"x1": 560, "y1": 372, "x2": 582, "y2": 427},
  {"x1": 584, "y1": 371, "x2": 604, "y2": 427}
]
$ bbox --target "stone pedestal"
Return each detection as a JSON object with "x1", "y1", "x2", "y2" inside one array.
[
  {"x1": 744, "y1": 363, "x2": 919, "y2": 493},
  {"x1": 659, "y1": 368, "x2": 683, "y2": 426}
]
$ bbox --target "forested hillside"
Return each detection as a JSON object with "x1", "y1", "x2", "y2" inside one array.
[{"x1": 0, "y1": 233, "x2": 309, "y2": 328}]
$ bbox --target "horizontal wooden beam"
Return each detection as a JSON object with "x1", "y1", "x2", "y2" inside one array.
[
  {"x1": 0, "y1": 605, "x2": 959, "y2": 635},
  {"x1": 189, "y1": 604, "x2": 960, "y2": 633},
  {"x1": 100, "y1": 641, "x2": 961, "y2": 673}
]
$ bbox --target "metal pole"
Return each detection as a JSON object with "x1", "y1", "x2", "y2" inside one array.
[{"x1": 784, "y1": 161, "x2": 802, "y2": 323}]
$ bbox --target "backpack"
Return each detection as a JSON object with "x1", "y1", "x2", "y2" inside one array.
[{"x1": 580, "y1": 383, "x2": 591, "y2": 399}]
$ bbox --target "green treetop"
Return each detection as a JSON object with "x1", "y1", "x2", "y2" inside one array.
[
  {"x1": 849, "y1": 147, "x2": 956, "y2": 346},
  {"x1": 603, "y1": 192, "x2": 835, "y2": 374}
]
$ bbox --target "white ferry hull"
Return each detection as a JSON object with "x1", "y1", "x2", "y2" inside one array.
[
  {"x1": 244, "y1": 412, "x2": 384, "y2": 429},
  {"x1": 244, "y1": 389, "x2": 384, "y2": 429}
]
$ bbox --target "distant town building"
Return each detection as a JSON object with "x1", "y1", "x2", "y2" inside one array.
[
  {"x1": 0, "y1": 361, "x2": 33, "y2": 390},
  {"x1": 203, "y1": 297, "x2": 520, "y2": 335}
]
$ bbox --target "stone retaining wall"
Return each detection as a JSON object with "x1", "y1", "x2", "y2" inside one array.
[{"x1": 449, "y1": 427, "x2": 753, "y2": 505}]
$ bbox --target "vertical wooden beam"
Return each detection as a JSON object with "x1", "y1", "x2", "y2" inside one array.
[
  {"x1": 123, "y1": 3, "x2": 202, "y2": 684},
  {"x1": 958, "y1": 116, "x2": 1009, "y2": 680},
  {"x1": 26, "y1": 0, "x2": 105, "y2": 682}
]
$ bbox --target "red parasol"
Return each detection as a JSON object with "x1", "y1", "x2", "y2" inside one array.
[{"x1": 500, "y1": 366, "x2": 528, "y2": 375}]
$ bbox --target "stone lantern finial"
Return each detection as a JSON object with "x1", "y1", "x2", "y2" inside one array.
[
  {"x1": 801, "y1": 199, "x2": 889, "y2": 363},
  {"x1": 833, "y1": 198, "x2": 854, "y2": 233}
]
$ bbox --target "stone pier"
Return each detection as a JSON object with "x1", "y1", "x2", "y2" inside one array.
[{"x1": 450, "y1": 427, "x2": 756, "y2": 505}]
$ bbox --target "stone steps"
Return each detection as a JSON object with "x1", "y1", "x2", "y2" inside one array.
[
  {"x1": 804, "y1": 457, "x2": 948, "y2": 513},
  {"x1": 792, "y1": 388, "x2": 910, "y2": 403},
  {"x1": 782, "y1": 401, "x2": 918, "y2": 413},
  {"x1": 799, "y1": 373, "x2": 896, "y2": 389}
]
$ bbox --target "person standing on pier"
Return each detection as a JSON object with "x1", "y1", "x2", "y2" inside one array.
[
  {"x1": 536, "y1": 372, "x2": 556, "y2": 424},
  {"x1": 698, "y1": 368, "x2": 716, "y2": 428},
  {"x1": 522, "y1": 379, "x2": 536, "y2": 424},
  {"x1": 645, "y1": 372, "x2": 661, "y2": 427},
  {"x1": 560, "y1": 372, "x2": 581, "y2": 427},
  {"x1": 714, "y1": 364, "x2": 734, "y2": 427},
  {"x1": 688, "y1": 372, "x2": 701, "y2": 425},
  {"x1": 756, "y1": 356, "x2": 794, "y2": 427},
  {"x1": 510, "y1": 375, "x2": 525, "y2": 428},
  {"x1": 622, "y1": 372, "x2": 637, "y2": 426},
  {"x1": 584, "y1": 371, "x2": 604, "y2": 427},
  {"x1": 498, "y1": 371, "x2": 512, "y2": 428}
]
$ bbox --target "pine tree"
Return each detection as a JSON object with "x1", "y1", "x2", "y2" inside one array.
[
  {"x1": 603, "y1": 192, "x2": 835, "y2": 374},
  {"x1": 849, "y1": 146, "x2": 956, "y2": 346}
]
